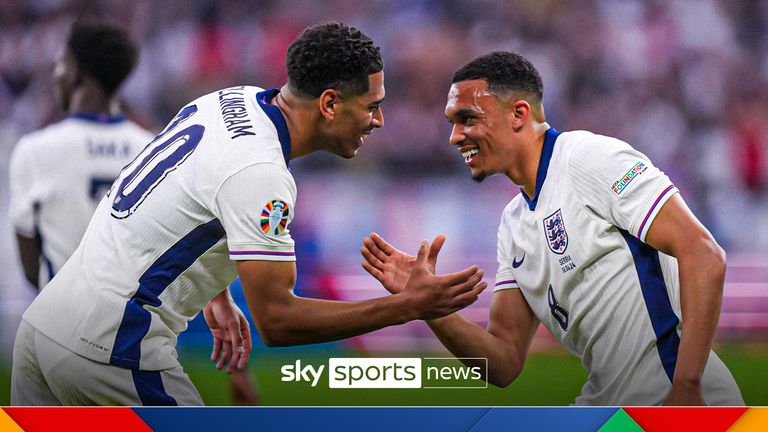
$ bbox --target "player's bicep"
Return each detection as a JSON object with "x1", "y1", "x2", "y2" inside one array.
[
  {"x1": 236, "y1": 260, "x2": 297, "y2": 331},
  {"x1": 644, "y1": 193, "x2": 717, "y2": 259},
  {"x1": 215, "y1": 163, "x2": 297, "y2": 262},
  {"x1": 487, "y1": 289, "x2": 539, "y2": 359}
]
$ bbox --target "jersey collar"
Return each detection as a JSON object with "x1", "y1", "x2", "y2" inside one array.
[
  {"x1": 521, "y1": 127, "x2": 561, "y2": 211},
  {"x1": 70, "y1": 113, "x2": 125, "y2": 124},
  {"x1": 255, "y1": 88, "x2": 291, "y2": 167}
]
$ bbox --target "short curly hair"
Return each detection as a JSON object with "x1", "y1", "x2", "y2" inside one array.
[
  {"x1": 287, "y1": 22, "x2": 383, "y2": 99},
  {"x1": 452, "y1": 51, "x2": 543, "y2": 105},
  {"x1": 67, "y1": 22, "x2": 138, "y2": 96}
]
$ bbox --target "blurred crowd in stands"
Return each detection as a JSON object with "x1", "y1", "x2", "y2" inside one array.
[{"x1": 1, "y1": 0, "x2": 767, "y2": 254}]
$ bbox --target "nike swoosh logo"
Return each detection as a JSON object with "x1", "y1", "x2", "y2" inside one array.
[{"x1": 512, "y1": 252, "x2": 525, "y2": 268}]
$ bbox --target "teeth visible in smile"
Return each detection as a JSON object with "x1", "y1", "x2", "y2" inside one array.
[{"x1": 462, "y1": 148, "x2": 479, "y2": 159}]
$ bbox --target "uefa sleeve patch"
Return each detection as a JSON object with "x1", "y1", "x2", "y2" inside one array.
[
  {"x1": 260, "y1": 200, "x2": 290, "y2": 236},
  {"x1": 611, "y1": 161, "x2": 647, "y2": 195}
]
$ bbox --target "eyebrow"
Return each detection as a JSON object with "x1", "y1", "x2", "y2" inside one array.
[
  {"x1": 369, "y1": 97, "x2": 385, "y2": 107},
  {"x1": 445, "y1": 108, "x2": 478, "y2": 122}
]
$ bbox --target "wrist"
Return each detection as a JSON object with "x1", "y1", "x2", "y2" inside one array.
[
  {"x1": 391, "y1": 292, "x2": 418, "y2": 324},
  {"x1": 672, "y1": 375, "x2": 702, "y2": 389}
]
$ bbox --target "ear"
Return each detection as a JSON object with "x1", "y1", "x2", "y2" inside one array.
[
  {"x1": 64, "y1": 53, "x2": 84, "y2": 89},
  {"x1": 72, "y1": 65, "x2": 84, "y2": 88},
  {"x1": 508, "y1": 100, "x2": 531, "y2": 129},
  {"x1": 318, "y1": 89, "x2": 340, "y2": 121}
]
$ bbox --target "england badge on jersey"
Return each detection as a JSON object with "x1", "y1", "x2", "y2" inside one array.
[
  {"x1": 543, "y1": 208, "x2": 568, "y2": 254},
  {"x1": 261, "y1": 200, "x2": 290, "y2": 236}
]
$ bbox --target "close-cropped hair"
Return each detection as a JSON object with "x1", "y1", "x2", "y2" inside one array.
[
  {"x1": 452, "y1": 51, "x2": 543, "y2": 104},
  {"x1": 67, "y1": 22, "x2": 138, "y2": 96},
  {"x1": 286, "y1": 22, "x2": 383, "y2": 99}
]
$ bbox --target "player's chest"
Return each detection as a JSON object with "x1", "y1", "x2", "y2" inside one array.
[{"x1": 507, "y1": 198, "x2": 608, "y2": 327}]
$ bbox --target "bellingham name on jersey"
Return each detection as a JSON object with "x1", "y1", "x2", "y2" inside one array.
[{"x1": 23, "y1": 86, "x2": 297, "y2": 371}]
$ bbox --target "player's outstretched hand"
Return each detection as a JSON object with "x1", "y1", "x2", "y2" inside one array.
[
  {"x1": 203, "y1": 292, "x2": 252, "y2": 374},
  {"x1": 399, "y1": 239, "x2": 487, "y2": 320},
  {"x1": 361, "y1": 232, "x2": 445, "y2": 294}
]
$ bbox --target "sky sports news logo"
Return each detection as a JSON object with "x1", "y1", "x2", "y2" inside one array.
[{"x1": 281, "y1": 358, "x2": 487, "y2": 389}]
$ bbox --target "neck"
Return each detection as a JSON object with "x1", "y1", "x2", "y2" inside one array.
[
  {"x1": 273, "y1": 85, "x2": 318, "y2": 160},
  {"x1": 519, "y1": 121, "x2": 550, "y2": 199},
  {"x1": 68, "y1": 84, "x2": 116, "y2": 116}
]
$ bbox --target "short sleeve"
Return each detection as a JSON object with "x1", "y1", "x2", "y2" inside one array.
[
  {"x1": 9, "y1": 138, "x2": 37, "y2": 237},
  {"x1": 215, "y1": 163, "x2": 296, "y2": 261},
  {"x1": 568, "y1": 137, "x2": 678, "y2": 242},
  {"x1": 494, "y1": 204, "x2": 520, "y2": 292}
]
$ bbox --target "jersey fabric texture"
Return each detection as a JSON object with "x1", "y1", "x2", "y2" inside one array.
[
  {"x1": 494, "y1": 128, "x2": 743, "y2": 405},
  {"x1": 9, "y1": 115, "x2": 153, "y2": 287},
  {"x1": 22, "y1": 86, "x2": 296, "y2": 371}
]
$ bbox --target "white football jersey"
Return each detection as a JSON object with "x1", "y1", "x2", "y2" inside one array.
[
  {"x1": 9, "y1": 115, "x2": 153, "y2": 286},
  {"x1": 23, "y1": 86, "x2": 297, "y2": 370},
  {"x1": 494, "y1": 128, "x2": 742, "y2": 405}
]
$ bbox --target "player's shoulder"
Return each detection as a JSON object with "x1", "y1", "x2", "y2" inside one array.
[
  {"x1": 11, "y1": 119, "x2": 77, "y2": 159},
  {"x1": 556, "y1": 130, "x2": 646, "y2": 179},
  {"x1": 558, "y1": 130, "x2": 634, "y2": 159},
  {"x1": 15, "y1": 119, "x2": 71, "y2": 146},
  {"x1": 195, "y1": 85, "x2": 266, "y2": 105}
]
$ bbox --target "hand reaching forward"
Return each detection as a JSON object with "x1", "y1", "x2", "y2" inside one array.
[
  {"x1": 361, "y1": 232, "x2": 445, "y2": 294},
  {"x1": 363, "y1": 233, "x2": 487, "y2": 320},
  {"x1": 203, "y1": 291, "x2": 252, "y2": 373}
]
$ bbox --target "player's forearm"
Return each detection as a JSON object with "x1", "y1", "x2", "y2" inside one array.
[
  {"x1": 253, "y1": 293, "x2": 413, "y2": 347},
  {"x1": 673, "y1": 242, "x2": 726, "y2": 387},
  {"x1": 427, "y1": 314, "x2": 524, "y2": 387},
  {"x1": 16, "y1": 233, "x2": 41, "y2": 289}
]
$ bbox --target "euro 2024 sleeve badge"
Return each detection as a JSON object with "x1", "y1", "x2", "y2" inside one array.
[{"x1": 261, "y1": 200, "x2": 290, "y2": 236}]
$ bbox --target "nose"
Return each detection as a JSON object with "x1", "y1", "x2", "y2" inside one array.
[
  {"x1": 371, "y1": 106, "x2": 384, "y2": 128},
  {"x1": 449, "y1": 124, "x2": 465, "y2": 146}
]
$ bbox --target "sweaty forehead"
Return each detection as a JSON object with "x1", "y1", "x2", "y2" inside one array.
[{"x1": 445, "y1": 80, "x2": 494, "y2": 116}]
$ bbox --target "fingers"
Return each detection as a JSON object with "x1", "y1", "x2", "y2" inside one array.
[
  {"x1": 440, "y1": 265, "x2": 480, "y2": 286},
  {"x1": 449, "y1": 269, "x2": 485, "y2": 295},
  {"x1": 360, "y1": 245, "x2": 384, "y2": 269},
  {"x1": 216, "y1": 341, "x2": 231, "y2": 371},
  {"x1": 362, "y1": 237, "x2": 388, "y2": 262},
  {"x1": 415, "y1": 240, "x2": 429, "y2": 264},
  {"x1": 370, "y1": 232, "x2": 396, "y2": 255},
  {"x1": 427, "y1": 234, "x2": 446, "y2": 269},
  {"x1": 226, "y1": 319, "x2": 245, "y2": 373},
  {"x1": 211, "y1": 334, "x2": 221, "y2": 362},
  {"x1": 237, "y1": 317, "x2": 253, "y2": 370},
  {"x1": 452, "y1": 281, "x2": 488, "y2": 308},
  {"x1": 361, "y1": 261, "x2": 385, "y2": 282}
]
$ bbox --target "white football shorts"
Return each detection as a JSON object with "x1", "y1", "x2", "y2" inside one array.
[{"x1": 11, "y1": 320, "x2": 203, "y2": 406}]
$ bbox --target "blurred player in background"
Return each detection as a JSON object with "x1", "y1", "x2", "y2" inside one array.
[
  {"x1": 9, "y1": 22, "x2": 152, "y2": 291},
  {"x1": 362, "y1": 51, "x2": 743, "y2": 405},
  {"x1": 9, "y1": 21, "x2": 259, "y2": 406},
  {"x1": 11, "y1": 22, "x2": 485, "y2": 406}
]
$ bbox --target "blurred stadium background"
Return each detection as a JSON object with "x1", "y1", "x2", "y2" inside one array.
[{"x1": 0, "y1": 0, "x2": 766, "y2": 405}]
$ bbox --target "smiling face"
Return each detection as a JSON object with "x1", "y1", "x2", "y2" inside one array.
[
  {"x1": 323, "y1": 71, "x2": 385, "y2": 158},
  {"x1": 445, "y1": 79, "x2": 517, "y2": 182}
]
